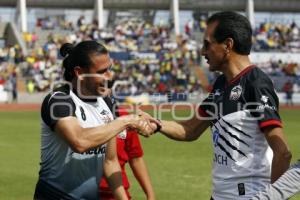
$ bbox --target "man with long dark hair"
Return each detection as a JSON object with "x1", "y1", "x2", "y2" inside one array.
[{"x1": 34, "y1": 41, "x2": 156, "y2": 200}]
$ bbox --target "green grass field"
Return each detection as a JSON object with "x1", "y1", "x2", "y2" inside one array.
[{"x1": 0, "y1": 109, "x2": 299, "y2": 200}]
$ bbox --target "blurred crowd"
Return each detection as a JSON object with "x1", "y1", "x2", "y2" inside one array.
[
  {"x1": 0, "y1": 15, "x2": 300, "y2": 101},
  {"x1": 259, "y1": 59, "x2": 300, "y2": 94},
  {"x1": 1, "y1": 16, "x2": 203, "y2": 97},
  {"x1": 253, "y1": 22, "x2": 300, "y2": 52},
  {"x1": 260, "y1": 59, "x2": 299, "y2": 77},
  {"x1": 112, "y1": 55, "x2": 201, "y2": 97}
]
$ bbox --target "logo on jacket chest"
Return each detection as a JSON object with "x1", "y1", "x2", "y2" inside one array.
[
  {"x1": 229, "y1": 85, "x2": 243, "y2": 101},
  {"x1": 99, "y1": 109, "x2": 112, "y2": 124},
  {"x1": 117, "y1": 130, "x2": 127, "y2": 139}
]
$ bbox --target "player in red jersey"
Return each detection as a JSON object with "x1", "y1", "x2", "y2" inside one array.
[{"x1": 99, "y1": 97, "x2": 156, "y2": 200}]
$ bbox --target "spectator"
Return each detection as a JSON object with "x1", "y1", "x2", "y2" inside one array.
[{"x1": 282, "y1": 80, "x2": 294, "y2": 106}]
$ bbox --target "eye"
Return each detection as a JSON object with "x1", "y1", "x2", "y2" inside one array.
[
  {"x1": 97, "y1": 65, "x2": 112, "y2": 74},
  {"x1": 97, "y1": 69, "x2": 107, "y2": 74}
]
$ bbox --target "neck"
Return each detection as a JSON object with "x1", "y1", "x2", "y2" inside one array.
[
  {"x1": 222, "y1": 54, "x2": 251, "y2": 82},
  {"x1": 72, "y1": 80, "x2": 97, "y2": 102}
]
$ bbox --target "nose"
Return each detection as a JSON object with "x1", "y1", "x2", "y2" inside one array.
[
  {"x1": 104, "y1": 70, "x2": 113, "y2": 80},
  {"x1": 102, "y1": 71, "x2": 114, "y2": 89}
]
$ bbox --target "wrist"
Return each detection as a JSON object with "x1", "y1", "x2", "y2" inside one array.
[
  {"x1": 116, "y1": 115, "x2": 132, "y2": 129},
  {"x1": 154, "y1": 119, "x2": 162, "y2": 133}
]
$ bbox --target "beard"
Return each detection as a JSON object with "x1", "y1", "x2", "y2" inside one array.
[{"x1": 96, "y1": 87, "x2": 111, "y2": 97}]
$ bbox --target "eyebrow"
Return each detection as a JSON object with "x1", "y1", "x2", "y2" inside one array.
[{"x1": 96, "y1": 63, "x2": 112, "y2": 74}]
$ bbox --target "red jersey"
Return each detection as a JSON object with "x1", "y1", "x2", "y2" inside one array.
[{"x1": 99, "y1": 108, "x2": 144, "y2": 199}]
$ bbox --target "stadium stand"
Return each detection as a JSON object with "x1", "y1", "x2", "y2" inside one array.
[{"x1": 0, "y1": 0, "x2": 300, "y2": 103}]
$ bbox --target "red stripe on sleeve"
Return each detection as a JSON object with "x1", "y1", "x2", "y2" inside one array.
[
  {"x1": 259, "y1": 120, "x2": 282, "y2": 129},
  {"x1": 198, "y1": 107, "x2": 209, "y2": 117}
]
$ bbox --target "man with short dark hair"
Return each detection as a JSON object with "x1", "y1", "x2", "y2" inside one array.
[{"x1": 143, "y1": 11, "x2": 292, "y2": 200}]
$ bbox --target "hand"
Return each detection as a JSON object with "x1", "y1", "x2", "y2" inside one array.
[
  {"x1": 135, "y1": 117, "x2": 155, "y2": 138},
  {"x1": 137, "y1": 115, "x2": 157, "y2": 138},
  {"x1": 119, "y1": 114, "x2": 156, "y2": 137},
  {"x1": 137, "y1": 109, "x2": 162, "y2": 128},
  {"x1": 137, "y1": 110, "x2": 162, "y2": 134}
]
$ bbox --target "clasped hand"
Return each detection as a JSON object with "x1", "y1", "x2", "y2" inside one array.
[{"x1": 120, "y1": 111, "x2": 161, "y2": 137}]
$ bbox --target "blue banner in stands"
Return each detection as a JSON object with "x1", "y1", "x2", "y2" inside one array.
[{"x1": 109, "y1": 52, "x2": 131, "y2": 60}]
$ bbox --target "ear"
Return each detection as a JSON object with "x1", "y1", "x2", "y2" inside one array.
[
  {"x1": 74, "y1": 66, "x2": 84, "y2": 80},
  {"x1": 224, "y1": 38, "x2": 234, "y2": 52}
]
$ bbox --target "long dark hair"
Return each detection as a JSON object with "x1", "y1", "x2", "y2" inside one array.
[{"x1": 60, "y1": 40, "x2": 108, "y2": 81}]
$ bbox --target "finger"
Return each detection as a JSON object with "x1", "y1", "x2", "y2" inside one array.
[
  {"x1": 137, "y1": 120, "x2": 149, "y2": 134},
  {"x1": 141, "y1": 116, "x2": 161, "y2": 129},
  {"x1": 138, "y1": 120, "x2": 153, "y2": 136},
  {"x1": 137, "y1": 109, "x2": 152, "y2": 118},
  {"x1": 149, "y1": 117, "x2": 161, "y2": 125},
  {"x1": 150, "y1": 122, "x2": 158, "y2": 132},
  {"x1": 137, "y1": 123, "x2": 152, "y2": 137},
  {"x1": 141, "y1": 117, "x2": 154, "y2": 129},
  {"x1": 138, "y1": 112, "x2": 161, "y2": 125},
  {"x1": 138, "y1": 130, "x2": 149, "y2": 138},
  {"x1": 144, "y1": 122, "x2": 153, "y2": 134},
  {"x1": 136, "y1": 108, "x2": 144, "y2": 115}
]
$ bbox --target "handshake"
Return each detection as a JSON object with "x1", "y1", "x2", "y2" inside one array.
[{"x1": 118, "y1": 110, "x2": 162, "y2": 137}]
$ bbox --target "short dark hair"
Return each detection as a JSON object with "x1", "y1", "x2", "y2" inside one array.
[
  {"x1": 207, "y1": 11, "x2": 252, "y2": 55},
  {"x1": 60, "y1": 40, "x2": 108, "y2": 81}
]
